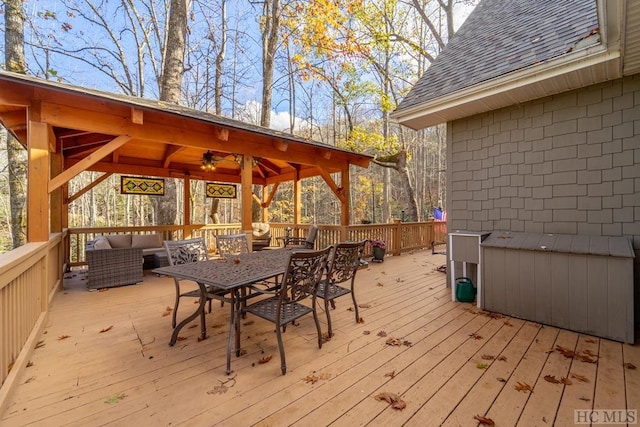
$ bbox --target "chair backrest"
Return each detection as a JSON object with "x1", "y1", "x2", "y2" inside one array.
[
  {"x1": 164, "y1": 237, "x2": 208, "y2": 266},
  {"x1": 306, "y1": 225, "x2": 319, "y2": 245},
  {"x1": 326, "y1": 240, "x2": 366, "y2": 285},
  {"x1": 216, "y1": 233, "x2": 250, "y2": 256},
  {"x1": 280, "y1": 246, "x2": 332, "y2": 305}
]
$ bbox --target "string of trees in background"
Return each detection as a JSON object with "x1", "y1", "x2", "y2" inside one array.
[{"x1": 0, "y1": 0, "x2": 477, "y2": 252}]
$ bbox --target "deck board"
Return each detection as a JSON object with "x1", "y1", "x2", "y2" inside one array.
[{"x1": 1, "y1": 250, "x2": 638, "y2": 427}]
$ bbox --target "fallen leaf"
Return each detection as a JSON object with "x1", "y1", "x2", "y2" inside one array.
[
  {"x1": 544, "y1": 375, "x2": 561, "y2": 384},
  {"x1": 585, "y1": 338, "x2": 597, "y2": 343},
  {"x1": 469, "y1": 332, "x2": 483, "y2": 340},
  {"x1": 385, "y1": 337, "x2": 403, "y2": 346},
  {"x1": 496, "y1": 377, "x2": 507, "y2": 383},
  {"x1": 347, "y1": 307, "x2": 354, "y2": 311},
  {"x1": 515, "y1": 381, "x2": 532, "y2": 393},
  {"x1": 363, "y1": 331, "x2": 371, "y2": 335},
  {"x1": 476, "y1": 363, "x2": 488, "y2": 369},
  {"x1": 26, "y1": 361, "x2": 34, "y2": 368},
  {"x1": 357, "y1": 317, "x2": 365, "y2": 324},
  {"x1": 34, "y1": 340, "x2": 45, "y2": 349},
  {"x1": 207, "y1": 385, "x2": 229, "y2": 395},
  {"x1": 358, "y1": 303, "x2": 371, "y2": 308},
  {"x1": 162, "y1": 312, "x2": 171, "y2": 317},
  {"x1": 377, "y1": 282, "x2": 384, "y2": 287},
  {"x1": 504, "y1": 320, "x2": 513, "y2": 326},
  {"x1": 571, "y1": 373, "x2": 590, "y2": 383},
  {"x1": 58, "y1": 335, "x2": 71, "y2": 340},
  {"x1": 403, "y1": 340, "x2": 412, "y2": 347},
  {"x1": 560, "y1": 377, "x2": 572, "y2": 385},
  {"x1": 578, "y1": 355, "x2": 597, "y2": 364},
  {"x1": 582, "y1": 349, "x2": 598, "y2": 357},
  {"x1": 165, "y1": 306, "x2": 173, "y2": 312},
  {"x1": 99, "y1": 325, "x2": 113, "y2": 333},
  {"x1": 578, "y1": 396, "x2": 591, "y2": 402},
  {"x1": 624, "y1": 362, "x2": 637, "y2": 370},
  {"x1": 176, "y1": 336, "x2": 187, "y2": 341},
  {"x1": 498, "y1": 356, "x2": 507, "y2": 362},
  {"x1": 104, "y1": 393, "x2": 127, "y2": 404},
  {"x1": 384, "y1": 371, "x2": 396, "y2": 379},
  {"x1": 24, "y1": 376, "x2": 36, "y2": 384},
  {"x1": 377, "y1": 331, "x2": 387, "y2": 337},
  {"x1": 555, "y1": 345, "x2": 576, "y2": 359},
  {"x1": 374, "y1": 392, "x2": 406, "y2": 410},
  {"x1": 482, "y1": 354, "x2": 495, "y2": 360},
  {"x1": 474, "y1": 415, "x2": 495, "y2": 426},
  {"x1": 303, "y1": 375, "x2": 319, "y2": 384},
  {"x1": 258, "y1": 355, "x2": 272, "y2": 364}
]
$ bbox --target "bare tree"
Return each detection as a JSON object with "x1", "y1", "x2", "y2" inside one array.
[{"x1": 3, "y1": 0, "x2": 27, "y2": 248}]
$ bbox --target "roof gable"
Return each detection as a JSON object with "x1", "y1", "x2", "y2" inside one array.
[{"x1": 395, "y1": 0, "x2": 600, "y2": 118}]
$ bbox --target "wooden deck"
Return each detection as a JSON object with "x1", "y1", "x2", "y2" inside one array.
[{"x1": 1, "y1": 250, "x2": 638, "y2": 426}]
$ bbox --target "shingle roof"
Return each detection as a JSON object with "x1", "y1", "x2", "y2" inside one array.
[{"x1": 395, "y1": 0, "x2": 599, "y2": 112}]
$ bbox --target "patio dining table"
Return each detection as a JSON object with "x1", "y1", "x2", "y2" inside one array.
[{"x1": 153, "y1": 248, "x2": 293, "y2": 374}]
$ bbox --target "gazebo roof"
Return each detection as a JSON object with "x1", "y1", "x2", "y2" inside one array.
[{"x1": 0, "y1": 71, "x2": 371, "y2": 186}]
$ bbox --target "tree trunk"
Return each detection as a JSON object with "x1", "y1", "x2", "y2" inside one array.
[
  {"x1": 155, "y1": 0, "x2": 190, "y2": 226},
  {"x1": 260, "y1": 0, "x2": 280, "y2": 128},
  {"x1": 4, "y1": 0, "x2": 27, "y2": 248}
]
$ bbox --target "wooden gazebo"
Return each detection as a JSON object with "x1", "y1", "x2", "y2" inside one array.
[{"x1": 0, "y1": 71, "x2": 371, "y2": 245}]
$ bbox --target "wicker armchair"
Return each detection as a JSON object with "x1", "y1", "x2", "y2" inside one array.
[{"x1": 86, "y1": 246, "x2": 144, "y2": 289}]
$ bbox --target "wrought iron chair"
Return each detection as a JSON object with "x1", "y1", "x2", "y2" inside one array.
[
  {"x1": 241, "y1": 246, "x2": 332, "y2": 375},
  {"x1": 283, "y1": 224, "x2": 319, "y2": 249},
  {"x1": 164, "y1": 237, "x2": 230, "y2": 332},
  {"x1": 316, "y1": 240, "x2": 366, "y2": 337},
  {"x1": 216, "y1": 233, "x2": 250, "y2": 256}
]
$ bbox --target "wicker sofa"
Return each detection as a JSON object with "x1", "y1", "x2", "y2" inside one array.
[{"x1": 85, "y1": 233, "x2": 164, "y2": 289}]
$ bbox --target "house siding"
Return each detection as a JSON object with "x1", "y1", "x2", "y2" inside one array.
[
  {"x1": 447, "y1": 74, "x2": 640, "y2": 327},
  {"x1": 447, "y1": 74, "x2": 640, "y2": 237}
]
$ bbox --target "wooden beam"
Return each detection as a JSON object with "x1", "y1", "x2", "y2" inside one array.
[
  {"x1": 163, "y1": 145, "x2": 186, "y2": 168},
  {"x1": 263, "y1": 182, "x2": 279, "y2": 208},
  {"x1": 48, "y1": 135, "x2": 131, "y2": 194},
  {"x1": 184, "y1": 176, "x2": 191, "y2": 237},
  {"x1": 241, "y1": 154, "x2": 253, "y2": 243},
  {"x1": 50, "y1": 138, "x2": 64, "y2": 233},
  {"x1": 215, "y1": 127, "x2": 229, "y2": 141},
  {"x1": 0, "y1": 109, "x2": 26, "y2": 128},
  {"x1": 67, "y1": 172, "x2": 113, "y2": 204},
  {"x1": 131, "y1": 107, "x2": 143, "y2": 125},
  {"x1": 319, "y1": 169, "x2": 346, "y2": 204},
  {"x1": 293, "y1": 169, "x2": 301, "y2": 226},
  {"x1": 27, "y1": 120, "x2": 50, "y2": 242},
  {"x1": 274, "y1": 140, "x2": 288, "y2": 151},
  {"x1": 341, "y1": 167, "x2": 350, "y2": 227}
]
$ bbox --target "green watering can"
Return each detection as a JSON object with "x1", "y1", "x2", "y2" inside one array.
[{"x1": 455, "y1": 277, "x2": 476, "y2": 303}]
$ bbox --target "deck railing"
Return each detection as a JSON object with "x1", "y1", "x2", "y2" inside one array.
[
  {"x1": 0, "y1": 232, "x2": 65, "y2": 410},
  {"x1": 66, "y1": 221, "x2": 447, "y2": 266}
]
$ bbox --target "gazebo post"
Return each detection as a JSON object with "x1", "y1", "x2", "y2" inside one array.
[
  {"x1": 293, "y1": 169, "x2": 301, "y2": 231},
  {"x1": 241, "y1": 154, "x2": 254, "y2": 245},
  {"x1": 183, "y1": 175, "x2": 191, "y2": 238},
  {"x1": 27, "y1": 116, "x2": 50, "y2": 243},
  {"x1": 340, "y1": 167, "x2": 350, "y2": 240}
]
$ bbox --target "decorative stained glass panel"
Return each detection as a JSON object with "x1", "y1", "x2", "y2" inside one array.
[
  {"x1": 206, "y1": 182, "x2": 237, "y2": 199},
  {"x1": 121, "y1": 176, "x2": 165, "y2": 196}
]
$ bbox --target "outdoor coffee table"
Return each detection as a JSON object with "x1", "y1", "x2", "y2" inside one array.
[{"x1": 153, "y1": 248, "x2": 292, "y2": 374}]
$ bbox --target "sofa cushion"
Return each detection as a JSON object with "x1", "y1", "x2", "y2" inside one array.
[
  {"x1": 251, "y1": 223, "x2": 270, "y2": 239},
  {"x1": 93, "y1": 236, "x2": 112, "y2": 250},
  {"x1": 132, "y1": 233, "x2": 163, "y2": 249},
  {"x1": 106, "y1": 234, "x2": 132, "y2": 248}
]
